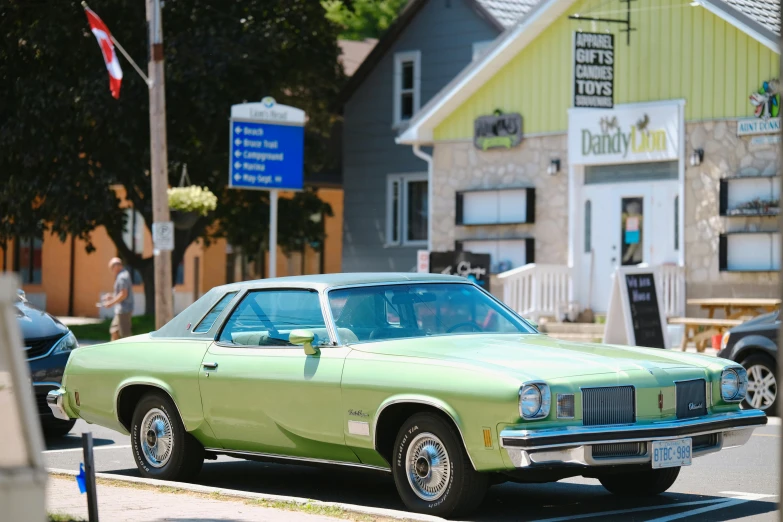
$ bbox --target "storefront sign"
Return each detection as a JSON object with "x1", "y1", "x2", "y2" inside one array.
[
  {"x1": 737, "y1": 117, "x2": 781, "y2": 136},
  {"x1": 473, "y1": 112, "x2": 522, "y2": 151},
  {"x1": 573, "y1": 32, "x2": 614, "y2": 108},
  {"x1": 429, "y1": 251, "x2": 490, "y2": 291},
  {"x1": 568, "y1": 103, "x2": 680, "y2": 165}
]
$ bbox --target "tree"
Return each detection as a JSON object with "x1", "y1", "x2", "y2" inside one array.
[
  {"x1": 322, "y1": 0, "x2": 407, "y2": 40},
  {"x1": 0, "y1": 0, "x2": 344, "y2": 314}
]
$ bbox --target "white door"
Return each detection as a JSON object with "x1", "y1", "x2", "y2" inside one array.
[{"x1": 581, "y1": 180, "x2": 678, "y2": 312}]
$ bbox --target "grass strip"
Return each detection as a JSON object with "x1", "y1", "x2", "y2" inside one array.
[
  {"x1": 69, "y1": 315, "x2": 156, "y2": 342},
  {"x1": 47, "y1": 472, "x2": 416, "y2": 522}
]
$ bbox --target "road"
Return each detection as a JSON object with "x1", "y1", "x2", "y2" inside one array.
[{"x1": 44, "y1": 419, "x2": 780, "y2": 521}]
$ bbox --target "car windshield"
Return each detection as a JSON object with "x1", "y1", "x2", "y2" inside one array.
[{"x1": 328, "y1": 282, "x2": 534, "y2": 343}]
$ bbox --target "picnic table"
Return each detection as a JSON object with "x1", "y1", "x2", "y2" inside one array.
[
  {"x1": 667, "y1": 317, "x2": 743, "y2": 352},
  {"x1": 687, "y1": 298, "x2": 781, "y2": 320}
]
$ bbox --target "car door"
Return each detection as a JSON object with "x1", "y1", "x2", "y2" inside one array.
[{"x1": 197, "y1": 288, "x2": 358, "y2": 463}]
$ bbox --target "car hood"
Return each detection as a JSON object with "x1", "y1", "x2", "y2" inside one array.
[
  {"x1": 14, "y1": 301, "x2": 68, "y2": 340},
  {"x1": 733, "y1": 310, "x2": 779, "y2": 329},
  {"x1": 350, "y1": 334, "x2": 725, "y2": 380}
]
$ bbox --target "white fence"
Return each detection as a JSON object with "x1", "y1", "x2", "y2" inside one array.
[
  {"x1": 498, "y1": 264, "x2": 573, "y2": 321},
  {"x1": 498, "y1": 263, "x2": 685, "y2": 321}
]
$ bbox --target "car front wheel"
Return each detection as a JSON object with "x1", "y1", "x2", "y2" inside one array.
[
  {"x1": 742, "y1": 354, "x2": 778, "y2": 414},
  {"x1": 130, "y1": 392, "x2": 204, "y2": 481},
  {"x1": 599, "y1": 466, "x2": 680, "y2": 496},
  {"x1": 391, "y1": 412, "x2": 487, "y2": 518}
]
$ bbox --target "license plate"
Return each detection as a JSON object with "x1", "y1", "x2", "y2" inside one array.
[{"x1": 651, "y1": 438, "x2": 692, "y2": 469}]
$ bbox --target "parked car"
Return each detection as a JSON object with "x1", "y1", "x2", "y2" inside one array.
[
  {"x1": 718, "y1": 310, "x2": 779, "y2": 414},
  {"x1": 49, "y1": 274, "x2": 766, "y2": 518},
  {"x1": 17, "y1": 289, "x2": 79, "y2": 437}
]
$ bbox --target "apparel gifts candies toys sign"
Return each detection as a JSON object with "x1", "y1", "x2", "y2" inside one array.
[{"x1": 573, "y1": 32, "x2": 614, "y2": 109}]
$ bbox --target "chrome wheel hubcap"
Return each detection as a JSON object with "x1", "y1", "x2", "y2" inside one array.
[
  {"x1": 405, "y1": 432, "x2": 451, "y2": 501},
  {"x1": 140, "y1": 408, "x2": 173, "y2": 468},
  {"x1": 746, "y1": 364, "x2": 777, "y2": 410}
]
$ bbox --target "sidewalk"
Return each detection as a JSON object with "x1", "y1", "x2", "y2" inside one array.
[{"x1": 47, "y1": 476, "x2": 344, "y2": 522}]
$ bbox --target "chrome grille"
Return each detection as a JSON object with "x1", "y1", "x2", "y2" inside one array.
[
  {"x1": 676, "y1": 379, "x2": 707, "y2": 419},
  {"x1": 592, "y1": 442, "x2": 647, "y2": 459},
  {"x1": 582, "y1": 386, "x2": 635, "y2": 426}
]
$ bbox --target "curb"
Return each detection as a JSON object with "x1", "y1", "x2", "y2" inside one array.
[{"x1": 47, "y1": 468, "x2": 444, "y2": 522}]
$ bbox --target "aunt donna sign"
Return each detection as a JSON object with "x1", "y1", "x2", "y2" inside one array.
[{"x1": 568, "y1": 103, "x2": 681, "y2": 165}]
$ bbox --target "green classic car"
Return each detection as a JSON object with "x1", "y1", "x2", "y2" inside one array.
[{"x1": 48, "y1": 274, "x2": 766, "y2": 518}]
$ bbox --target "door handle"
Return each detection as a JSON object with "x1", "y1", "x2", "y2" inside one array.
[{"x1": 202, "y1": 362, "x2": 218, "y2": 370}]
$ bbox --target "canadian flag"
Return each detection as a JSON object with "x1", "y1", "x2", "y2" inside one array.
[{"x1": 84, "y1": 6, "x2": 123, "y2": 99}]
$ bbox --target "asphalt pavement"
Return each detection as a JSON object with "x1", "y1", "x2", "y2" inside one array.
[{"x1": 44, "y1": 419, "x2": 780, "y2": 521}]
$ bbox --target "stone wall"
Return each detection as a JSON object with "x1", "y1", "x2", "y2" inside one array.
[
  {"x1": 431, "y1": 134, "x2": 569, "y2": 265},
  {"x1": 684, "y1": 120, "x2": 780, "y2": 309}
]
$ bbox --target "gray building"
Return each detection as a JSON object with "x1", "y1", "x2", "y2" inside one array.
[{"x1": 339, "y1": 0, "x2": 539, "y2": 272}]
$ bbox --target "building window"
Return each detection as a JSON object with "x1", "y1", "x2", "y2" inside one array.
[
  {"x1": 472, "y1": 40, "x2": 493, "y2": 61},
  {"x1": 387, "y1": 173, "x2": 428, "y2": 246},
  {"x1": 674, "y1": 195, "x2": 679, "y2": 251},
  {"x1": 175, "y1": 260, "x2": 185, "y2": 286},
  {"x1": 584, "y1": 200, "x2": 592, "y2": 253},
  {"x1": 123, "y1": 209, "x2": 145, "y2": 255},
  {"x1": 14, "y1": 235, "x2": 43, "y2": 284},
  {"x1": 393, "y1": 50, "x2": 421, "y2": 126}
]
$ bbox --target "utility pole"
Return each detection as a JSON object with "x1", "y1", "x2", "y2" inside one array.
[{"x1": 146, "y1": 0, "x2": 173, "y2": 328}]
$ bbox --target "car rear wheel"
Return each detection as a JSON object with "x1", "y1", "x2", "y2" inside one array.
[
  {"x1": 130, "y1": 392, "x2": 204, "y2": 481},
  {"x1": 742, "y1": 354, "x2": 778, "y2": 414},
  {"x1": 599, "y1": 466, "x2": 680, "y2": 496},
  {"x1": 391, "y1": 412, "x2": 487, "y2": 518}
]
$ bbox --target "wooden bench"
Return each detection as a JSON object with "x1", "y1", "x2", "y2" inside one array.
[{"x1": 667, "y1": 317, "x2": 743, "y2": 352}]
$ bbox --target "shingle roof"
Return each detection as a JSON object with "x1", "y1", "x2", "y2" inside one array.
[
  {"x1": 721, "y1": 0, "x2": 780, "y2": 35},
  {"x1": 474, "y1": 0, "x2": 542, "y2": 29}
]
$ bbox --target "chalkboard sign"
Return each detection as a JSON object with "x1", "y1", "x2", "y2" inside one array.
[
  {"x1": 603, "y1": 267, "x2": 670, "y2": 349},
  {"x1": 429, "y1": 251, "x2": 491, "y2": 292},
  {"x1": 624, "y1": 273, "x2": 666, "y2": 348}
]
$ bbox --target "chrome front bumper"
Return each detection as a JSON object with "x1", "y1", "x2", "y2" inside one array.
[
  {"x1": 500, "y1": 409, "x2": 767, "y2": 468},
  {"x1": 46, "y1": 389, "x2": 71, "y2": 421}
]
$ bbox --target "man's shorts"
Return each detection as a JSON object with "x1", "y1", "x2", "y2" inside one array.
[{"x1": 110, "y1": 312, "x2": 132, "y2": 338}]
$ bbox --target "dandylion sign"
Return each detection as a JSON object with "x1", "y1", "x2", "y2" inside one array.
[{"x1": 568, "y1": 102, "x2": 681, "y2": 166}]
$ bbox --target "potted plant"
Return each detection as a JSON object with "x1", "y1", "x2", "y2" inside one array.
[{"x1": 168, "y1": 186, "x2": 217, "y2": 229}]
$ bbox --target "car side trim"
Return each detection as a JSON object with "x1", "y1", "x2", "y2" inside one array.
[
  {"x1": 204, "y1": 448, "x2": 391, "y2": 473},
  {"x1": 373, "y1": 398, "x2": 478, "y2": 470}
]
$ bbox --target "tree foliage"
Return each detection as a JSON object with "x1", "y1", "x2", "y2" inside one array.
[
  {"x1": 322, "y1": 0, "x2": 407, "y2": 40},
  {"x1": 0, "y1": 0, "x2": 344, "y2": 313}
]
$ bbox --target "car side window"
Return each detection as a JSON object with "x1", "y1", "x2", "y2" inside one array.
[
  {"x1": 218, "y1": 289, "x2": 328, "y2": 347},
  {"x1": 193, "y1": 292, "x2": 238, "y2": 334}
]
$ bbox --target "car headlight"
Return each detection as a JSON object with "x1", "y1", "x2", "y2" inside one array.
[
  {"x1": 720, "y1": 331, "x2": 731, "y2": 350},
  {"x1": 721, "y1": 367, "x2": 748, "y2": 402},
  {"x1": 52, "y1": 331, "x2": 79, "y2": 355},
  {"x1": 519, "y1": 383, "x2": 551, "y2": 420}
]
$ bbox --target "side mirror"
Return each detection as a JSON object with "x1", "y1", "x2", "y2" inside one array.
[
  {"x1": 16, "y1": 288, "x2": 26, "y2": 302},
  {"x1": 290, "y1": 329, "x2": 318, "y2": 355}
]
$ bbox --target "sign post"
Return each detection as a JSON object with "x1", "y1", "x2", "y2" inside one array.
[{"x1": 229, "y1": 97, "x2": 305, "y2": 278}]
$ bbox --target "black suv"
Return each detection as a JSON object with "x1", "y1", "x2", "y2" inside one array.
[
  {"x1": 16, "y1": 289, "x2": 79, "y2": 437},
  {"x1": 718, "y1": 310, "x2": 779, "y2": 415}
]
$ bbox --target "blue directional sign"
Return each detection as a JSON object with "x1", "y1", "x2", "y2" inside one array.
[{"x1": 229, "y1": 99, "x2": 305, "y2": 191}]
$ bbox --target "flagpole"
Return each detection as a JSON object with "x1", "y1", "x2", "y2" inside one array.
[
  {"x1": 146, "y1": 0, "x2": 174, "y2": 328},
  {"x1": 110, "y1": 36, "x2": 150, "y2": 86}
]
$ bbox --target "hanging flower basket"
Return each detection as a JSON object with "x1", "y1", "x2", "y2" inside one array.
[
  {"x1": 168, "y1": 186, "x2": 217, "y2": 229},
  {"x1": 171, "y1": 210, "x2": 200, "y2": 230}
]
